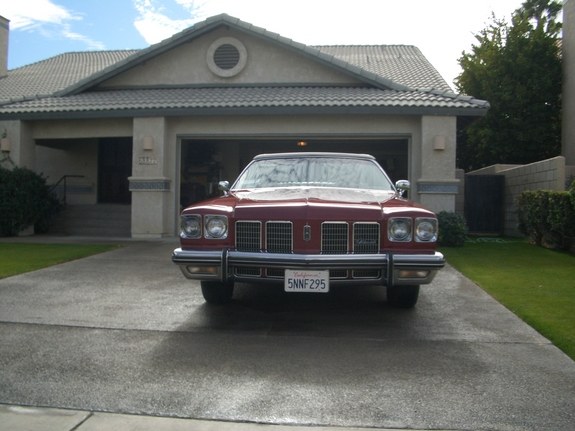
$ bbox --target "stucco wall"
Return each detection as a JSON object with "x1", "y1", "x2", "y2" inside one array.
[
  {"x1": 101, "y1": 29, "x2": 358, "y2": 88},
  {"x1": 35, "y1": 140, "x2": 99, "y2": 205},
  {"x1": 417, "y1": 116, "x2": 458, "y2": 213}
]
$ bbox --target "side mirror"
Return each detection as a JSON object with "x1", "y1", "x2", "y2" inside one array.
[
  {"x1": 395, "y1": 180, "x2": 410, "y2": 198},
  {"x1": 218, "y1": 181, "x2": 230, "y2": 195}
]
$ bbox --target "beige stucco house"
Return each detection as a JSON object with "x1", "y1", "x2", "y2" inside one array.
[{"x1": 0, "y1": 14, "x2": 488, "y2": 238}]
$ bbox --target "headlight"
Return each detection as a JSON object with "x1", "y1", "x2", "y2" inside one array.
[
  {"x1": 180, "y1": 215, "x2": 201, "y2": 239},
  {"x1": 415, "y1": 218, "x2": 438, "y2": 242},
  {"x1": 204, "y1": 215, "x2": 228, "y2": 239},
  {"x1": 388, "y1": 218, "x2": 412, "y2": 242}
]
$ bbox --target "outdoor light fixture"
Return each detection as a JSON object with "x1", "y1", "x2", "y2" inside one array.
[
  {"x1": 142, "y1": 136, "x2": 154, "y2": 151},
  {"x1": 432, "y1": 135, "x2": 446, "y2": 151},
  {"x1": 297, "y1": 140, "x2": 307, "y2": 147}
]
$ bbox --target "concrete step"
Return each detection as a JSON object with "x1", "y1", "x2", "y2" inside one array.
[{"x1": 49, "y1": 204, "x2": 131, "y2": 237}]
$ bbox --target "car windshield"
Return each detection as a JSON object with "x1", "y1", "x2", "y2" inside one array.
[{"x1": 233, "y1": 157, "x2": 394, "y2": 191}]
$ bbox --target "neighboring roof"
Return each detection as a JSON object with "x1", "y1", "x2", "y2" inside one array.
[
  {"x1": 315, "y1": 45, "x2": 452, "y2": 92},
  {"x1": 0, "y1": 51, "x2": 137, "y2": 103},
  {"x1": 0, "y1": 13, "x2": 488, "y2": 118}
]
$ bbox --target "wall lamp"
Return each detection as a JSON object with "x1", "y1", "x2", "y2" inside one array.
[
  {"x1": 142, "y1": 136, "x2": 154, "y2": 151},
  {"x1": 433, "y1": 135, "x2": 446, "y2": 151},
  {"x1": 296, "y1": 140, "x2": 307, "y2": 148}
]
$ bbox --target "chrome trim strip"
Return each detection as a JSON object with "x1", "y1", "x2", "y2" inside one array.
[{"x1": 393, "y1": 252, "x2": 445, "y2": 267}]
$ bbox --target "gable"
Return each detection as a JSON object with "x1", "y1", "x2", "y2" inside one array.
[{"x1": 98, "y1": 26, "x2": 362, "y2": 89}]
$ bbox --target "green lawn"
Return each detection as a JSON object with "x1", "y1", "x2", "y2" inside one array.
[
  {"x1": 441, "y1": 238, "x2": 575, "y2": 360},
  {"x1": 0, "y1": 243, "x2": 119, "y2": 279}
]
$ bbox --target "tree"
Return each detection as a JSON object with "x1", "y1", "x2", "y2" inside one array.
[{"x1": 455, "y1": 0, "x2": 562, "y2": 171}]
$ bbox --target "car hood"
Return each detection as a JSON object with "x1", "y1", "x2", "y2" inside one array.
[
  {"x1": 222, "y1": 187, "x2": 399, "y2": 220},
  {"x1": 232, "y1": 187, "x2": 396, "y2": 204},
  {"x1": 183, "y1": 186, "x2": 434, "y2": 220}
]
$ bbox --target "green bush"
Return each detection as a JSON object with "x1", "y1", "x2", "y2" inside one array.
[
  {"x1": 0, "y1": 166, "x2": 61, "y2": 236},
  {"x1": 518, "y1": 185, "x2": 575, "y2": 250},
  {"x1": 437, "y1": 211, "x2": 467, "y2": 247}
]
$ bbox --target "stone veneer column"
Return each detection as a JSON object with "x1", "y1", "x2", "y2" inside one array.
[
  {"x1": 129, "y1": 117, "x2": 171, "y2": 238},
  {"x1": 416, "y1": 116, "x2": 459, "y2": 213}
]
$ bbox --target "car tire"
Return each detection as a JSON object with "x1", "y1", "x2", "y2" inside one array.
[
  {"x1": 201, "y1": 281, "x2": 234, "y2": 304},
  {"x1": 387, "y1": 284, "x2": 420, "y2": 308}
]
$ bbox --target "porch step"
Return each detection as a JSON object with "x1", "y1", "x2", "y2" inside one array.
[{"x1": 49, "y1": 204, "x2": 131, "y2": 237}]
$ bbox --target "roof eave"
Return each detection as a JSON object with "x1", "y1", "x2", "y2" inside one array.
[{"x1": 0, "y1": 105, "x2": 489, "y2": 121}]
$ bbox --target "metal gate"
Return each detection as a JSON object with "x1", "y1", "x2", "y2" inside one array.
[{"x1": 464, "y1": 175, "x2": 505, "y2": 235}]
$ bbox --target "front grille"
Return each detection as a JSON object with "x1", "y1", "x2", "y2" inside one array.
[
  {"x1": 266, "y1": 268, "x2": 284, "y2": 278},
  {"x1": 235, "y1": 267, "x2": 261, "y2": 277},
  {"x1": 266, "y1": 222, "x2": 292, "y2": 253},
  {"x1": 353, "y1": 269, "x2": 381, "y2": 278},
  {"x1": 236, "y1": 221, "x2": 261, "y2": 252},
  {"x1": 321, "y1": 222, "x2": 349, "y2": 254},
  {"x1": 353, "y1": 223, "x2": 380, "y2": 254},
  {"x1": 236, "y1": 220, "x2": 380, "y2": 256}
]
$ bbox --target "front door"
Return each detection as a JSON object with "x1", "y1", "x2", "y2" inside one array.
[{"x1": 98, "y1": 138, "x2": 132, "y2": 204}]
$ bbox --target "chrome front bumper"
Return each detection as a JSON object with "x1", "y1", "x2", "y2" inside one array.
[{"x1": 172, "y1": 248, "x2": 445, "y2": 286}]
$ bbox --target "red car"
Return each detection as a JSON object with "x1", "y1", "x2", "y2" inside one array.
[{"x1": 173, "y1": 152, "x2": 444, "y2": 308}]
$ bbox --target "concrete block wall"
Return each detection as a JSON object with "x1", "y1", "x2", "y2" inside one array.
[
  {"x1": 501, "y1": 157, "x2": 566, "y2": 235},
  {"x1": 461, "y1": 157, "x2": 567, "y2": 236}
]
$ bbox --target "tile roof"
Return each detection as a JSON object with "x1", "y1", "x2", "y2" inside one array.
[
  {"x1": 0, "y1": 86, "x2": 488, "y2": 118},
  {"x1": 315, "y1": 45, "x2": 452, "y2": 92},
  {"x1": 0, "y1": 14, "x2": 487, "y2": 118},
  {"x1": 0, "y1": 51, "x2": 137, "y2": 103}
]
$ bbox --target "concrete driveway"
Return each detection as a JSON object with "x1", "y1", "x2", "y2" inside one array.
[{"x1": 0, "y1": 239, "x2": 574, "y2": 430}]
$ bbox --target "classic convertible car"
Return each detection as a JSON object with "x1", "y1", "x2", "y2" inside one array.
[{"x1": 172, "y1": 152, "x2": 445, "y2": 307}]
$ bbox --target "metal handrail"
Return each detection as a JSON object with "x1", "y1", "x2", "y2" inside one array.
[{"x1": 49, "y1": 175, "x2": 85, "y2": 206}]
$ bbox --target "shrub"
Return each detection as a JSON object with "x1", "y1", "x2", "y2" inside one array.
[
  {"x1": 437, "y1": 211, "x2": 467, "y2": 247},
  {"x1": 518, "y1": 187, "x2": 575, "y2": 250},
  {"x1": 0, "y1": 166, "x2": 61, "y2": 236}
]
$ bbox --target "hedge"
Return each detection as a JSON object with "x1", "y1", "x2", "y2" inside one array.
[
  {"x1": 517, "y1": 182, "x2": 575, "y2": 251},
  {"x1": 437, "y1": 211, "x2": 468, "y2": 247},
  {"x1": 0, "y1": 166, "x2": 61, "y2": 236}
]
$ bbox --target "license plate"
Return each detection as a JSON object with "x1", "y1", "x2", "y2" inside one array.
[{"x1": 284, "y1": 269, "x2": 329, "y2": 293}]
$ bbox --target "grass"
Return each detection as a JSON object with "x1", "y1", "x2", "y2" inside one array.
[
  {"x1": 441, "y1": 238, "x2": 575, "y2": 361},
  {"x1": 0, "y1": 243, "x2": 119, "y2": 279}
]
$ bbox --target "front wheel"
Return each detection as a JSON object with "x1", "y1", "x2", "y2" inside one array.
[
  {"x1": 387, "y1": 285, "x2": 420, "y2": 308},
  {"x1": 201, "y1": 281, "x2": 234, "y2": 304}
]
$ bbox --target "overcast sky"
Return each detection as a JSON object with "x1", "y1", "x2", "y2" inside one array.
[{"x1": 0, "y1": 0, "x2": 529, "y2": 89}]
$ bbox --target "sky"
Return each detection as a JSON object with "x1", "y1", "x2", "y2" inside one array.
[{"x1": 0, "y1": 0, "x2": 529, "y2": 89}]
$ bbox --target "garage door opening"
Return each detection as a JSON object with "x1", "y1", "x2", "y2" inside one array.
[{"x1": 179, "y1": 138, "x2": 408, "y2": 208}]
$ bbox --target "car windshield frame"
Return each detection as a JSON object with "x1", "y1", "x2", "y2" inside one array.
[{"x1": 232, "y1": 156, "x2": 395, "y2": 191}]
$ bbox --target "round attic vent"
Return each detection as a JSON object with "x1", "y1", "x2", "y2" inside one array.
[
  {"x1": 214, "y1": 44, "x2": 240, "y2": 69},
  {"x1": 207, "y1": 37, "x2": 247, "y2": 78}
]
